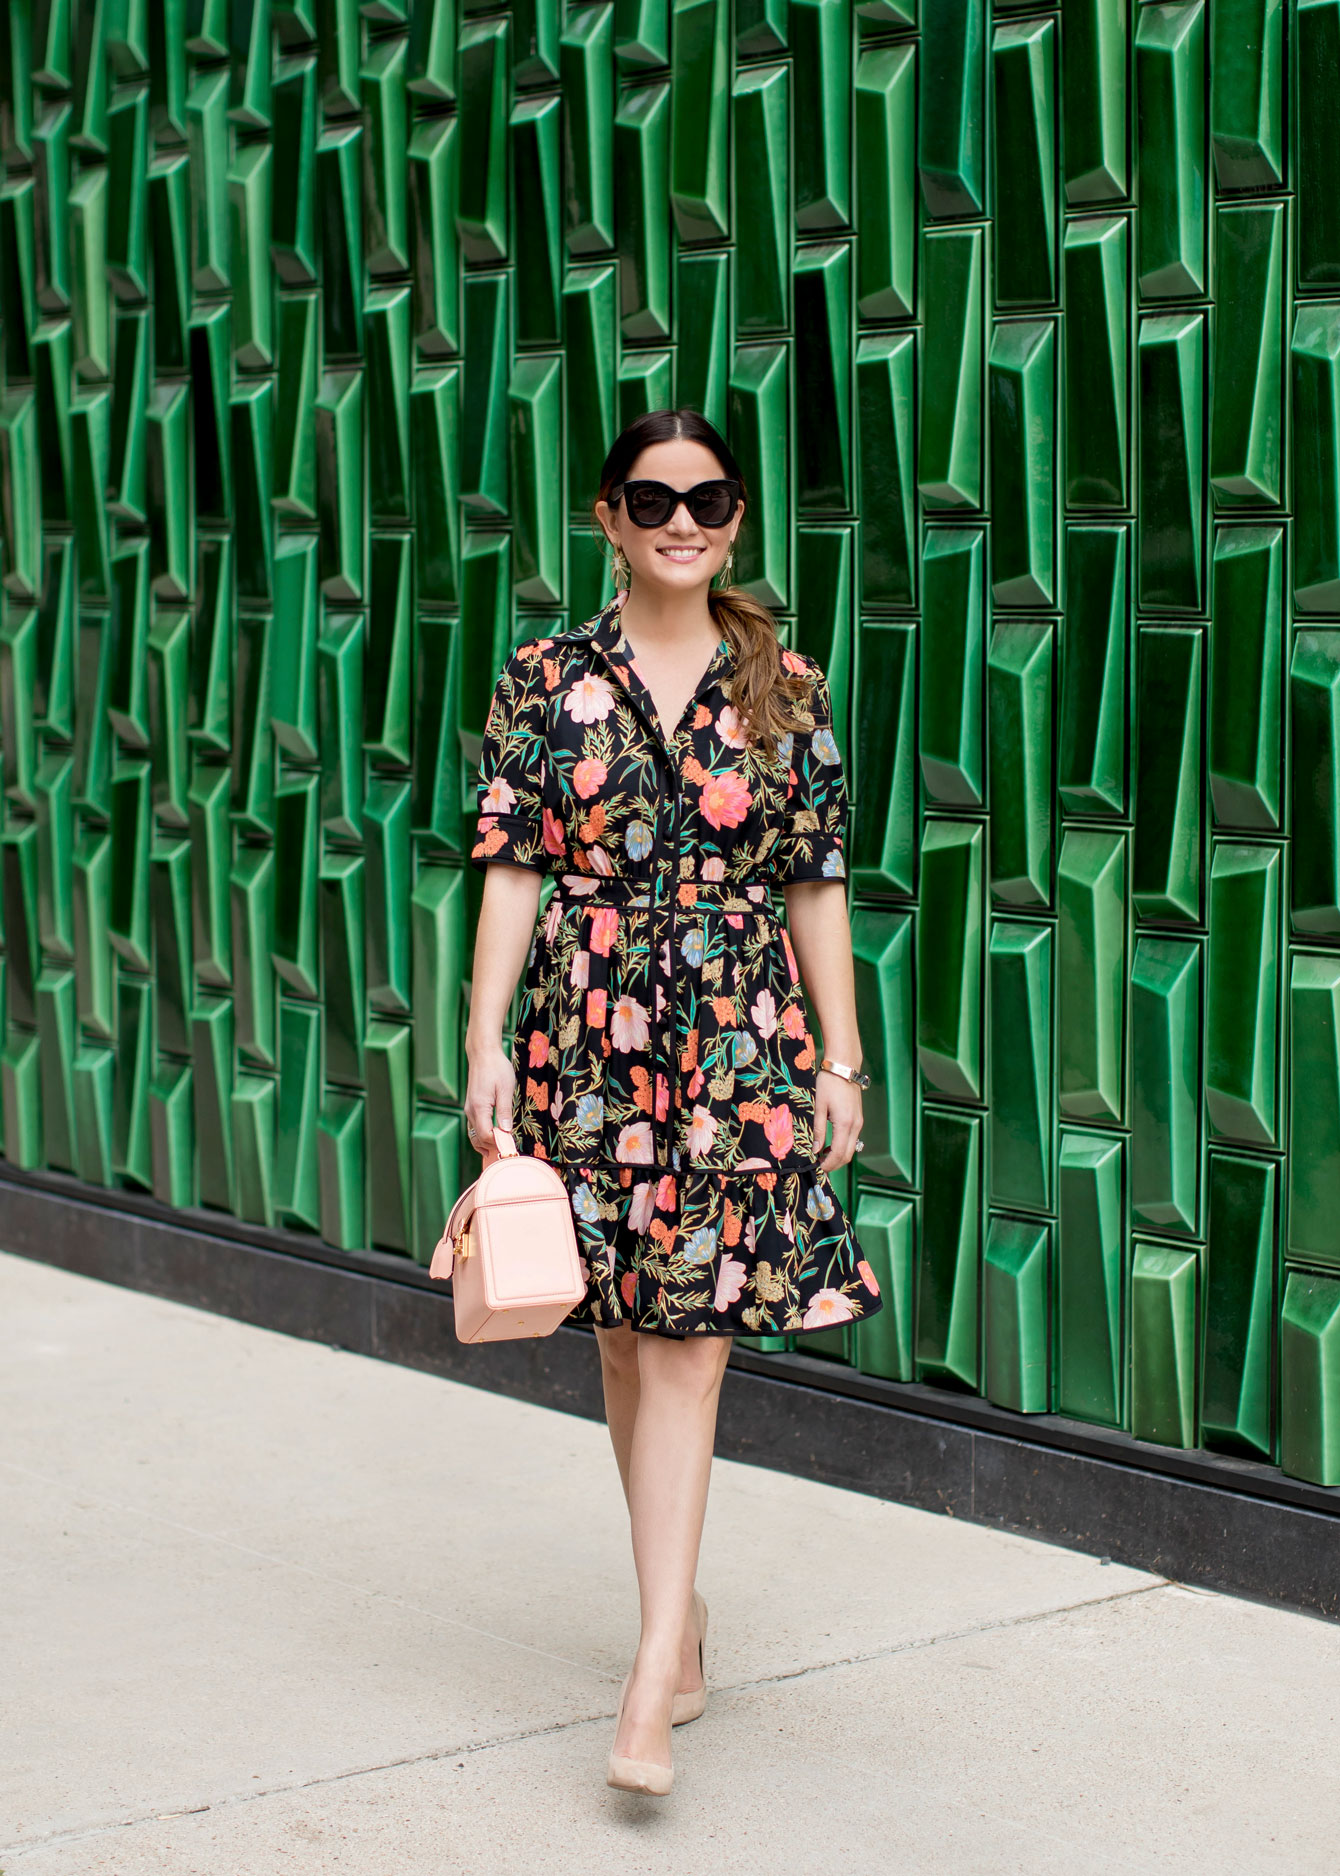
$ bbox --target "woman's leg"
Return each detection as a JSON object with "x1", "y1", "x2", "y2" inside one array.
[
  {"x1": 613, "y1": 1333, "x2": 733, "y2": 1767},
  {"x1": 595, "y1": 1324, "x2": 712, "y2": 1703}
]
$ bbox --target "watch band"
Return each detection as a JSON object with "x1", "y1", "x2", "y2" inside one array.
[{"x1": 819, "y1": 1056, "x2": 871, "y2": 1090}]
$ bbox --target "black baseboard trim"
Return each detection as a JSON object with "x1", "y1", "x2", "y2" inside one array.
[{"x1": 3, "y1": 1163, "x2": 1337, "y2": 1621}]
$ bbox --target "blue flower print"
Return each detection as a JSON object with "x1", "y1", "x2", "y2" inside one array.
[
  {"x1": 806, "y1": 1180, "x2": 836, "y2": 1221},
  {"x1": 821, "y1": 848, "x2": 845, "y2": 878},
  {"x1": 680, "y1": 927, "x2": 705, "y2": 967},
  {"x1": 625, "y1": 819, "x2": 653, "y2": 861},
  {"x1": 812, "y1": 727, "x2": 841, "y2": 766},
  {"x1": 732, "y1": 1031, "x2": 758, "y2": 1067},
  {"x1": 576, "y1": 1092, "x2": 604, "y2": 1131},
  {"x1": 572, "y1": 1181, "x2": 602, "y2": 1222},
  {"x1": 775, "y1": 732, "x2": 794, "y2": 766},
  {"x1": 683, "y1": 1225, "x2": 719, "y2": 1264}
]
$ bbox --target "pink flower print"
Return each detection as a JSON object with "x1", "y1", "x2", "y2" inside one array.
[
  {"x1": 655, "y1": 1173, "x2": 677, "y2": 1212},
  {"x1": 589, "y1": 843, "x2": 614, "y2": 875},
  {"x1": 616, "y1": 1121, "x2": 654, "y2": 1163},
  {"x1": 802, "y1": 1289, "x2": 855, "y2": 1330},
  {"x1": 563, "y1": 673, "x2": 618, "y2": 722},
  {"x1": 746, "y1": 884, "x2": 766, "y2": 903},
  {"x1": 569, "y1": 949, "x2": 590, "y2": 988},
  {"x1": 781, "y1": 648, "x2": 808, "y2": 675},
  {"x1": 744, "y1": 1213, "x2": 758, "y2": 1252},
  {"x1": 620, "y1": 1268, "x2": 638, "y2": 1309},
  {"x1": 573, "y1": 757, "x2": 607, "y2": 799},
  {"x1": 700, "y1": 770, "x2": 753, "y2": 830},
  {"x1": 736, "y1": 1157, "x2": 771, "y2": 1170},
  {"x1": 713, "y1": 1254, "x2": 748, "y2": 1311},
  {"x1": 542, "y1": 808, "x2": 566, "y2": 856},
  {"x1": 563, "y1": 873, "x2": 598, "y2": 895},
  {"x1": 550, "y1": 1087, "x2": 564, "y2": 1120},
  {"x1": 655, "y1": 1075, "x2": 669, "y2": 1120},
  {"x1": 589, "y1": 906, "x2": 619, "y2": 956},
  {"x1": 659, "y1": 939, "x2": 672, "y2": 975},
  {"x1": 586, "y1": 987, "x2": 607, "y2": 1027},
  {"x1": 655, "y1": 984, "x2": 667, "y2": 1021},
  {"x1": 481, "y1": 775, "x2": 517, "y2": 814},
  {"x1": 764, "y1": 1102, "x2": 795, "y2": 1159},
  {"x1": 629, "y1": 1181, "x2": 656, "y2": 1233},
  {"x1": 687, "y1": 1104, "x2": 718, "y2": 1155},
  {"x1": 715, "y1": 704, "x2": 749, "y2": 749},
  {"x1": 779, "y1": 1207, "x2": 795, "y2": 1240},
  {"x1": 857, "y1": 1259, "x2": 881, "y2": 1296},
  {"x1": 781, "y1": 1003, "x2": 807, "y2": 1039},
  {"x1": 543, "y1": 899, "x2": 562, "y2": 945},
  {"x1": 687, "y1": 1066, "x2": 705, "y2": 1099},
  {"x1": 781, "y1": 928, "x2": 800, "y2": 984},
  {"x1": 701, "y1": 856, "x2": 725, "y2": 881},
  {"x1": 725, "y1": 913, "x2": 744, "y2": 929},
  {"x1": 750, "y1": 988, "x2": 778, "y2": 1038},
  {"x1": 610, "y1": 994, "x2": 651, "y2": 1052},
  {"x1": 527, "y1": 1030, "x2": 550, "y2": 1067}
]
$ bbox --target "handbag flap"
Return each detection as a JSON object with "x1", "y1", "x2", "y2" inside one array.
[{"x1": 473, "y1": 1155, "x2": 585, "y2": 1311}]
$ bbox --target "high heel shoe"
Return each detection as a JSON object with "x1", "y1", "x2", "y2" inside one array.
[
  {"x1": 671, "y1": 1590, "x2": 708, "y2": 1727},
  {"x1": 606, "y1": 1675, "x2": 675, "y2": 1796}
]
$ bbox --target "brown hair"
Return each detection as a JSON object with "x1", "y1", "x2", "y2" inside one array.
[{"x1": 593, "y1": 408, "x2": 812, "y2": 758}]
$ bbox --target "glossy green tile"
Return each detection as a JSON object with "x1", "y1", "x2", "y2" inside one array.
[
  {"x1": 231, "y1": 611, "x2": 274, "y2": 839},
  {"x1": 562, "y1": 7, "x2": 615, "y2": 257},
  {"x1": 188, "y1": 760, "x2": 232, "y2": 993},
  {"x1": 408, "y1": 0, "x2": 457, "y2": 98},
  {"x1": 0, "y1": 389, "x2": 41, "y2": 599},
  {"x1": 365, "y1": 534, "x2": 413, "y2": 769},
  {"x1": 408, "y1": 112, "x2": 460, "y2": 356},
  {"x1": 989, "y1": 320, "x2": 1055, "y2": 606},
  {"x1": 984, "y1": 1215, "x2": 1049, "y2": 1412},
  {"x1": 733, "y1": 63, "x2": 790, "y2": 335},
  {"x1": 228, "y1": 142, "x2": 273, "y2": 372},
  {"x1": 794, "y1": 243, "x2": 852, "y2": 513},
  {"x1": 615, "y1": 80, "x2": 670, "y2": 340},
  {"x1": 1281, "y1": 1272, "x2": 1340, "y2": 1486},
  {"x1": 149, "y1": 1060, "x2": 195, "y2": 1211},
  {"x1": 184, "y1": 67, "x2": 229, "y2": 297},
  {"x1": 1135, "y1": 1, "x2": 1205, "y2": 300},
  {"x1": 362, "y1": 32, "x2": 409, "y2": 277},
  {"x1": 991, "y1": 17, "x2": 1055, "y2": 308},
  {"x1": 1, "y1": 821, "x2": 38, "y2": 1031},
  {"x1": 856, "y1": 331, "x2": 916, "y2": 606},
  {"x1": 150, "y1": 836, "x2": 192, "y2": 1062},
  {"x1": 318, "y1": 609, "x2": 365, "y2": 843},
  {"x1": 791, "y1": 0, "x2": 850, "y2": 232},
  {"x1": 271, "y1": 54, "x2": 317, "y2": 286},
  {"x1": 34, "y1": 540, "x2": 74, "y2": 742},
  {"x1": 411, "y1": 365, "x2": 461, "y2": 605},
  {"x1": 459, "y1": 17, "x2": 510, "y2": 264},
  {"x1": 919, "y1": 528, "x2": 983, "y2": 807},
  {"x1": 73, "y1": 1044, "x2": 115, "y2": 1189},
  {"x1": 316, "y1": 122, "x2": 364, "y2": 361},
  {"x1": 365, "y1": 778, "x2": 412, "y2": 1019},
  {"x1": 273, "y1": 295, "x2": 318, "y2": 523},
  {"x1": 918, "y1": 0, "x2": 984, "y2": 220},
  {"x1": 1206, "y1": 844, "x2": 1279, "y2": 1147},
  {"x1": 0, "y1": 605, "x2": 37, "y2": 809},
  {"x1": 728, "y1": 343, "x2": 789, "y2": 607},
  {"x1": 231, "y1": 1071, "x2": 277, "y2": 1228},
  {"x1": 1137, "y1": 313, "x2": 1204, "y2": 613},
  {"x1": 366, "y1": 285, "x2": 412, "y2": 527},
  {"x1": 321, "y1": 851, "x2": 365, "y2": 1088},
  {"x1": 410, "y1": 1103, "x2": 465, "y2": 1267},
  {"x1": 412, "y1": 863, "x2": 467, "y2": 1104},
  {"x1": 230, "y1": 843, "x2": 276, "y2": 1072},
  {"x1": 1133, "y1": 627, "x2": 1202, "y2": 924},
  {"x1": 459, "y1": 533, "x2": 512, "y2": 760},
  {"x1": 988, "y1": 620, "x2": 1052, "y2": 907},
  {"x1": 1287, "y1": 952, "x2": 1340, "y2": 1269},
  {"x1": 670, "y1": 0, "x2": 729, "y2": 243},
  {"x1": 318, "y1": 1089, "x2": 366, "y2": 1251},
  {"x1": 2, "y1": 1030, "x2": 43, "y2": 1169},
  {"x1": 988, "y1": 921, "x2": 1052, "y2": 1212},
  {"x1": 366, "y1": 1019, "x2": 412, "y2": 1252},
  {"x1": 314, "y1": 367, "x2": 363, "y2": 601},
  {"x1": 1059, "y1": 526, "x2": 1126, "y2": 816},
  {"x1": 1057, "y1": 1128, "x2": 1124, "y2": 1426},
  {"x1": 190, "y1": 992, "x2": 234, "y2": 1209},
  {"x1": 917, "y1": 819, "x2": 983, "y2": 1104},
  {"x1": 795, "y1": 527, "x2": 854, "y2": 718},
  {"x1": 618, "y1": 349, "x2": 674, "y2": 430},
  {"x1": 1208, "y1": 527, "x2": 1282, "y2": 831},
  {"x1": 189, "y1": 539, "x2": 234, "y2": 760},
  {"x1": 413, "y1": 610, "x2": 462, "y2": 853},
  {"x1": 854, "y1": 43, "x2": 915, "y2": 323},
  {"x1": 68, "y1": 165, "x2": 109, "y2": 378},
  {"x1": 1210, "y1": 206, "x2": 1283, "y2": 509},
  {"x1": 108, "y1": 761, "x2": 151, "y2": 972},
  {"x1": 918, "y1": 226, "x2": 983, "y2": 509},
  {"x1": 108, "y1": 307, "x2": 148, "y2": 524},
  {"x1": 1297, "y1": 0, "x2": 1340, "y2": 290},
  {"x1": 275, "y1": 998, "x2": 322, "y2": 1232},
  {"x1": 509, "y1": 354, "x2": 564, "y2": 604},
  {"x1": 1202, "y1": 1151, "x2": 1275, "y2": 1459},
  {"x1": 617, "y1": 0, "x2": 669, "y2": 67},
  {"x1": 272, "y1": 771, "x2": 319, "y2": 1002},
  {"x1": 851, "y1": 619, "x2": 917, "y2": 897},
  {"x1": 1130, "y1": 1240, "x2": 1198, "y2": 1448},
  {"x1": 270, "y1": 536, "x2": 319, "y2": 765},
  {"x1": 1291, "y1": 305, "x2": 1340, "y2": 613},
  {"x1": 850, "y1": 1191, "x2": 916, "y2": 1382},
  {"x1": 916, "y1": 1106, "x2": 981, "y2": 1389},
  {"x1": 850, "y1": 906, "x2": 915, "y2": 1184},
  {"x1": 35, "y1": 966, "x2": 76, "y2": 1172},
  {"x1": 1130, "y1": 936, "x2": 1201, "y2": 1235},
  {"x1": 105, "y1": 86, "x2": 147, "y2": 300},
  {"x1": 563, "y1": 263, "x2": 616, "y2": 514},
  {"x1": 1057, "y1": 828, "x2": 1126, "y2": 1123},
  {"x1": 1063, "y1": 216, "x2": 1127, "y2": 511},
  {"x1": 34, "y1": 749, "x2": 74, "y2": 962},
  {"x1": 73, "y1": 824, "x2": 113, "y2": 1040},
  {"x1": 1290, "y1": 632, "x2": 1340, "y2": 937}
]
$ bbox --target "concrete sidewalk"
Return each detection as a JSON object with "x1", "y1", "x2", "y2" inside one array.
[{"x1": 1, "y1": 1251, "x2": 1336, "y2": 1875}]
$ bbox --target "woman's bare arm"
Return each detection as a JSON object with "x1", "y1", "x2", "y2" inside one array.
[
  {"x1": 464, "y1": 863, "x2": 544, "y2": 1147},
  {"x1": 781, "y1": 879, "x2": 864, "y2": 1173}
]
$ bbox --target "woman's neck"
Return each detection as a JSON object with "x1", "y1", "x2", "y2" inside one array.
[{"x1": 615, "y1": 585, "x2": 719, "y2": 648}]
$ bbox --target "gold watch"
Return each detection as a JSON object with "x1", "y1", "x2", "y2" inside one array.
[{"x1": 818, "y1": 1056, "x2": 871, "y2": 1090}]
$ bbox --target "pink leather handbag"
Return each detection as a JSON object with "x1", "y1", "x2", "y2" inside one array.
[{"x1": 428, "y1": 1127, "x2": 587, "y2": 1342}]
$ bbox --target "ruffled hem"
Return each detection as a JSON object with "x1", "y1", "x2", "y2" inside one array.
[{"x1": 550, "y1": 1158, "x2": 883, "y2": 1340}]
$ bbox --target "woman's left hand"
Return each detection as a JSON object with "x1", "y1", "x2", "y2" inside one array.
[{"x1": 814, "y1": 1069, "x2": 863, "y2": 1172}]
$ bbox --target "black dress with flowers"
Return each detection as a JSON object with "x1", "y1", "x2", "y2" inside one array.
[{"x1": 469, "y1": 596, "x2": 883, "y2": 1340}]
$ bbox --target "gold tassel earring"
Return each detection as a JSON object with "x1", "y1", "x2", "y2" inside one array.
[
  {"x1": 715, "y1": 542, "x2": 736, "y2": 588},
  {"x1": 611, "y1": 543, "x2": 631, "y2": 591}
]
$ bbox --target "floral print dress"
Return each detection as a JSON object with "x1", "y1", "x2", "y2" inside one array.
[{"x1": 470, "y1": 595, "x2": 883, "y2": 1341}]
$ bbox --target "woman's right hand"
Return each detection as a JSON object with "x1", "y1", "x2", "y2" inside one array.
[{"x1": 464, "y1": 1043, "x2": 517, "y2": 1158}]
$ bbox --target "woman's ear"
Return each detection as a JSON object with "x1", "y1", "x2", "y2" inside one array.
[{"x1": 594, "y1": 498, "x2": 619, "y2": 548}]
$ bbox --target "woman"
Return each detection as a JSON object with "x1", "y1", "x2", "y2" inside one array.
[{"x1": 464, "y1": 409, "x2": 881, "y2": 1796}]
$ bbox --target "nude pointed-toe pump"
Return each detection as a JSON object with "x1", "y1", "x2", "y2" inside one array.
[
  {"x1": 671, "y1": 1590, "x2": 709, "y2": 1727},
  {"x1": 606, "y1": 1676, "x2": 674, "y2": 1797}
]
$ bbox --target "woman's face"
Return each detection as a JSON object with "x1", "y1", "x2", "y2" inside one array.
[{"x1": 595, "y1": 438, "x2": 745, "y2": 599}]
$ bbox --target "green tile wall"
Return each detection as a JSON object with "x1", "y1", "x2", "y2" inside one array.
[{"x1": 2, "y1": 0, "x2": 1338, "y2": 1493}]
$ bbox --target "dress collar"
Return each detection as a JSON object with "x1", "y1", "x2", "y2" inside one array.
[{"x1": 584, "y1": 597, "x2": 735, "y2": 744}]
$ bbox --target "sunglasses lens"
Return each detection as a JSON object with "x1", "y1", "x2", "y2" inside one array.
[
  {"x1": 688, "y1": 482, "x2": 737, "y2": 527},
  {"x1": 625, "y1": 483, "x2": 674, "y2": 527}
]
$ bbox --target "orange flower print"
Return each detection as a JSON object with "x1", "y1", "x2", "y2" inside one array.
[
  {"x1": 781, "y1": 1003, "x2": 807, "y2": 1039},
  {"x1": 542, "y1": 807, "x2": 565, "y2": 855},
  {"x1": 526, "y1": 1076, "x2": 547, "y2": 1107},
  {"x1": 654, "y1": 1073, "x2": 669, "y2": 1120},
  {"x1": 480, "y1": 826, "x2": 507, "y2": 856},
  {"x1": 589, "y1": 906, "x2": 619, "y2": 955},
  {"x1": 687, "y1": 1066, "x2": 705, "y2": 1099},
  {"x1": 586, "y1": 987, "x2": 607, "y2": 1027},
  {"x1": 781, "y1": 928, "x2": 800, "y2": 984},
  {"x1": 795, "y1": 1038, "x2": 815, "y2": 1070},
  {"x1": 764, "y1": 1103, "x2": 795, "y2": 1158},
  {"x1": 527, "y1": 1030, "x2": 550, "y2": 1066},
  {"x1": 700, "y1": 770, "x2": 752, "y2": 829},
  {"x1": 681, "y1": 754, "x2": 711, "y2": 785},
  {"x1": 722, "y1": 1196, "x2": 742, "y2": 1246},
  {"x1": 857, "y1": 1259, "x2": 881, "y2": 1296},
  {"x1": 541, "y1": 656, "x2": 561, "y2": 690},
  {"x1": 620, "y1": 1268, "x2": 638, "y2": 1308},
  {"x1": 630, "y1": 1065, "x2": 653, "y2": 1113},
  {"x1": 781, "y1": 647, "x2": 809, "y2": 675},
  {"x1": 578, "y1": 800, "x2": 607, "y2": 843},
  {"x1": 712, "y1": 996, "x2": 737, "y2": 1025},
  {"x1": 693, "y1": 703, "x2": 713, "y2": 729},
  {"x1": 573, "y1": 756, "x2": 607, "y2": 798},
  {"x1": 655, "y1": 1173, "x2": 677, "y2": 1211}
]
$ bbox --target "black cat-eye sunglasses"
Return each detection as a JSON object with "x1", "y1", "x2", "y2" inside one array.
[{"x1": 608, "y1": 478, "x2": 743, "y2": 529}]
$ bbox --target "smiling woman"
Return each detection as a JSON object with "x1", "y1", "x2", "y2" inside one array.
[{"x1": 463, "y1": 407, "x2": 878, "y2": 1800}]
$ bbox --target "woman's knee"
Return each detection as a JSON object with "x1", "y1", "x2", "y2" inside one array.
[
  {"x1": 595, "y1": 1322, "x2": 640, "y2": 1378},
  {"x1": 638, "y1": 1332, "x2": 732, "y2": 1399}
]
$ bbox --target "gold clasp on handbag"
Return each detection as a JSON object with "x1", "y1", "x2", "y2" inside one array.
[{"x1": 453, "y1": 1220, "x2": 473, "y2": 1259}]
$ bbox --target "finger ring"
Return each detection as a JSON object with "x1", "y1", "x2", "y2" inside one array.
[{"x1": 855, "y1": 1138, "x2": 864, "y2": 1151}]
